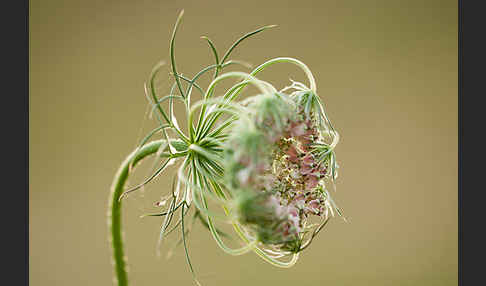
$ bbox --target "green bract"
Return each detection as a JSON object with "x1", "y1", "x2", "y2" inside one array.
[{"x1": 108, "y1": 10, "x2": 343, "y2": 286}]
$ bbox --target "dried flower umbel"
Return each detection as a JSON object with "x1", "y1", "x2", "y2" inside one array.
[{"x1": 108, "y1": 10, "x2": 343, "y2": 286}]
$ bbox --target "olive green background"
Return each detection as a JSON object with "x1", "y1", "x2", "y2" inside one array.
[{"x1": 30, "y1": 0, "x2": 458, "y2": 285}]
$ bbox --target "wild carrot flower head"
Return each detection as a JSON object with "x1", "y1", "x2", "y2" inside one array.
[
  {"x1": 224, "y1": 78, "x2": 342, "y2": 258},
  {"x1": 112, "y1": 11, "x2": 344, "y2": 285}
]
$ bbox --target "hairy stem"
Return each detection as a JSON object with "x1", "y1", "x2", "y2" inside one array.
[{"x1": 108, "y1": 140, "x2": 167, "y2": 286}]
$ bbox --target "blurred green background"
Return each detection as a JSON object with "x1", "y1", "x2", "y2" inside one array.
[{"x1": 29, "y1": 0, "x2": 457, "y2": 285}]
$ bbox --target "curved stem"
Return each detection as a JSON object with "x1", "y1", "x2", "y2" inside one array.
[
  {"x1": 250, "y1": 57, "x2": 316, "y2": 92},
  {"x1": 108, "y1": 140, "x2": 167, "y2": 286}
]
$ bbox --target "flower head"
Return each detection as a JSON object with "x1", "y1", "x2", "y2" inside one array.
[{"x1": 224, "y1": 76, "x2": 342, "y2": 259}]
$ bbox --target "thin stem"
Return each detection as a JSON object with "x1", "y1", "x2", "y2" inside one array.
[
  {"x1": 250, "y1": 57, "x2": 317, "y2": 92},
  {"x1": 200, "y1": 36, "x2": 220, "y2": 79},
  {"x1": 220, "y1": 25, "x2": 277, "y2": 66},
  {"x1": 170, "y1": 10, "x2": 186, "y2": 99},
  {"x1": 147, "y1": 62, "x2": 171, "y2": 124},
  {"x1": 108, "y1": 140, "x2": 167, "y2": 286}
]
